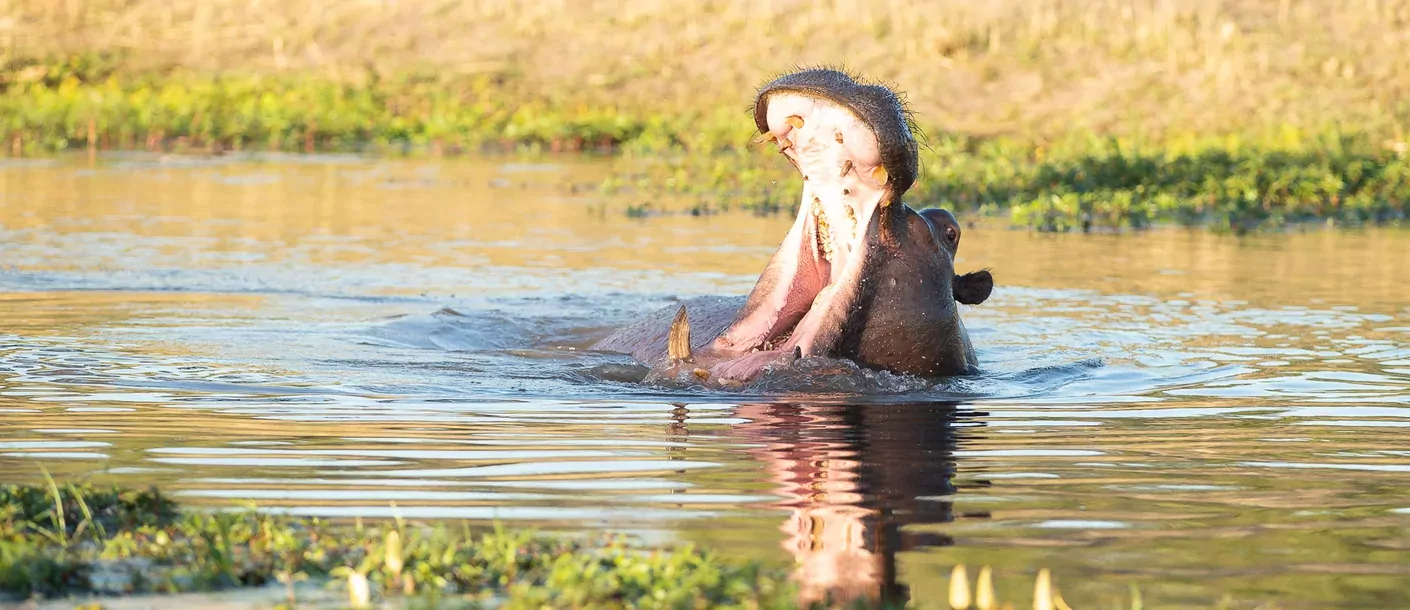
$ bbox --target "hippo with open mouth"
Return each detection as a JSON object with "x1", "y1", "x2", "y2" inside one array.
[{"x1": 594, "y1": 68, "x2": 993, "y2": 385}]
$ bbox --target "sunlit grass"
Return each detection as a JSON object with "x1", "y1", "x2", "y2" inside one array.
[{"x1": 5, "y1": 0, "x2": 1410, "y2": 139}]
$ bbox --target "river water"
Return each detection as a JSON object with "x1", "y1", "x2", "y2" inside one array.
[{"x1": 2, "y1": 154, "x2": 1408, "y2": 609}]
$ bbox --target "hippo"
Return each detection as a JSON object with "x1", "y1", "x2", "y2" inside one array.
[{"x1": 593, "y1": 68, "x2": 993, "y2": 384}]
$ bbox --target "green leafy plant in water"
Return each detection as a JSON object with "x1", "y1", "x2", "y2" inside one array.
[{"x1": 0, "y1": 481, "x2": 801, "y2": 607}]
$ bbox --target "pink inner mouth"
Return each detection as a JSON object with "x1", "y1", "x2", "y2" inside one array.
[{"x1": 708, "y1": 93, "x2": 895, "y2": 374}]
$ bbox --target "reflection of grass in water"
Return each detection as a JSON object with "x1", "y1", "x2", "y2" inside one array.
[{"x1": 0, "y1": 482, "x2": 798, "y2": 608}]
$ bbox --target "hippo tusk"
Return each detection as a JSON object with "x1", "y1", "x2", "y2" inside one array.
[{"x1": 667, "y1": 305, "x2": 693, "y2": 362}]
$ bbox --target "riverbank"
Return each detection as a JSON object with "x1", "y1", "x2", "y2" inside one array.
[{"x1": 3, "y1": 55, "x2": 1405, "y2": 232}]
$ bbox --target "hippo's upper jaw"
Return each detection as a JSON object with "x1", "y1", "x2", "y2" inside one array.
[{"x1": 753, "y1": 69, "x2": 920, "y2": 197}]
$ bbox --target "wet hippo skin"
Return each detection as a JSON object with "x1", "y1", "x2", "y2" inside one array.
[{"x1": 593, "y1": 68, "x2": 993, "y2": 384}]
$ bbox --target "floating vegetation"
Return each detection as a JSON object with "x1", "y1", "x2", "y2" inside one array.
[{"x1": 0, "y1": 482, "x2": 796, "y2": 608}]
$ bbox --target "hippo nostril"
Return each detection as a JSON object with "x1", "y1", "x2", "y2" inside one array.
[{"x1": 843, "y1": 188, "x2": 850, "y2": 195}]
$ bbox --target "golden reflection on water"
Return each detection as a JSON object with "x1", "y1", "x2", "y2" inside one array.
[
  {"x1": 0, "y1": 156, "x2": 792, "y2": 279},
  {"x1": 2, "y1": 155, "x2": 1409, "y2": 609},
  {"x1": 3, "y1": 155, "x2": 1406, "y2": 307}
]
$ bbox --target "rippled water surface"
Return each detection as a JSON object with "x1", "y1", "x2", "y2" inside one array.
[{"x1": 2, "y1": 154, "x2": 1409, "y2": 608}]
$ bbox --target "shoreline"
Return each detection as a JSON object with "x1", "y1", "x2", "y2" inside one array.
[
  {"x1": 2, "y1": 55, "x2": 1406, "y2": 232},
  {"x1": 9, "y1": 144, "x2": 1407, "y2": 234}
]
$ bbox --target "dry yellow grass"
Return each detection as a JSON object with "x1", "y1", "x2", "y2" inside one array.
[{"x1": 3, "y1": 0, "x2": 1409, "y2": 141}]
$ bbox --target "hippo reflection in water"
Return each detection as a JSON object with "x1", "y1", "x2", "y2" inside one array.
[{"x1": 594, "y1": 69, "x2": 993, "y2": 385}]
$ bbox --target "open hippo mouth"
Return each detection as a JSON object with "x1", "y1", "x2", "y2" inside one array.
[
  {"x1": 701, "y1": 71, "x2": 924, "y2": 366},
  {"x1": 592, "y1": 68, "x2": 993, "y2": 385}
]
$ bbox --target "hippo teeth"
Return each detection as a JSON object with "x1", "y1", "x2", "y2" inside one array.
[
  {"x1": 762, "y1": 92, "x2": 889, "y2": 280},
  {"x1": 666, "y1": 306, "x2": 693, "y2": 362},
  {"x1": 811, "y1": 196, "x2": 834, "y2": 262}
]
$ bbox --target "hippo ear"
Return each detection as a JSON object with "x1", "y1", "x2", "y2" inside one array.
[{"x1": 953, "y1": 270, "x2": 993, "y2": 305}]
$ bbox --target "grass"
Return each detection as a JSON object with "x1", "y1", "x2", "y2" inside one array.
[
  {"x1": 2, "y1": 0, "x2": 1409, "y2": 230},
  {"x1": 0, "y1": 482, "x2": 800, "y2": 608},
  {"x1": 7, "y1": 0, "x2": 1410, "y2": 138}
]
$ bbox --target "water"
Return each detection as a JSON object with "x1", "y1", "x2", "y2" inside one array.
[{"x1": 2, "y1": 154, "x2": 1409, "y2": 609}]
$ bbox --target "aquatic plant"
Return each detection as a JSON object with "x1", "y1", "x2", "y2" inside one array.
[{"x1": 0, "y1": 482, "x2": 796, "y2": 607}]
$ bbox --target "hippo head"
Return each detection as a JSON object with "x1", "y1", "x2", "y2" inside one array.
[
  {"x1": 592, "y1": 69, "x2": 994, "y2": 385},
  {"x1": 696, "y1": 69, "x2": 992, "y2": 381}
]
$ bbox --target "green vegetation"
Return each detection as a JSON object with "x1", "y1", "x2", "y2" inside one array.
[
  {"x1": 611, "y1": 134, "x2": 1410, "y2": 232},
  {"x1": 0, "y1": 481, "x2": 797, "y2": 608},
  {"x1": 3, "y1": 0, "x2": 1409, "y2": 230}
]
